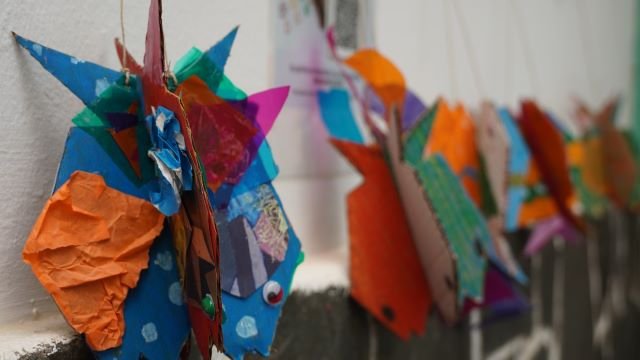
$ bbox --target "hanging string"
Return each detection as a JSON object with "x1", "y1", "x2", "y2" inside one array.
[
  {"x1": 504, "y1": 0, "x2": 513, "y2": 104},
  {"x1": 509, "y1": 1, "x2": 540, "y2": 96},
  {"x1": 451, "y1": 0, "x2": 486, "y2": 99},
  {"x1": 119, "y1": 0, "x2": 130, "y2": 85},
  {"x1": 442, "y1": 0, "x2": 459, "y2": 100},
  {"x1": 575, "y1": 0, "x2": 597, "y2": 99}
]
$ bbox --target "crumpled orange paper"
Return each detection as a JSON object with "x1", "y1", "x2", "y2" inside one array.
[{"x1": 23, "y1": 171, "x2": 164, "y2": 350}]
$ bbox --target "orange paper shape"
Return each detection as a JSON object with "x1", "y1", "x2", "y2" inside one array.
[
  {"x1": 344, "y1": 49, "x2": 406, "y2": 110},
  {"x1": 592, "y1": 99, "x2": 638, "y2": 208},
  {"x1": 518, "y1": 162, "x2": 559, "y2": 227},
  {"x1": 23, "y1": 171, "x2": 164, "y2": 350},
  {"x1": 332, "y1": 139, "x2": 432, "y2": 339},
  {"x1": 425, "y1": 101, "x2": 482, "y2": 206}
]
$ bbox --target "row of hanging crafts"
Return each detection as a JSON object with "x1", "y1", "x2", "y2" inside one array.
[
  {"x1": 316, "y1": 27, "x2": 636, "y2": 339},
  {"x1": 15, "y1": 0, "x2": 636, "y2": 359}
]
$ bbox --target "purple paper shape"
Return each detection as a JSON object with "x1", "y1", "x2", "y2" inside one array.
[
  {"x1": 365, "y1": 87, "x2": 427, "y2": 130},
  {"x1": 462, "y1": 266, "x2": 529, "y2": 320},
  {"x1": 403, "y1": 90, "x2": 427, "y2": 130},
  {"x1": 524, "y1": 216, "x2": 580, "y2": 256},
  {"x1": 105, "y1": 112, "x2": 138, "y2": 132}
]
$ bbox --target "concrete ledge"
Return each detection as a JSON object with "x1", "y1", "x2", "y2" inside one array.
[{"x1": 4, "y1": 214, "x2": 640, "y2": 359}]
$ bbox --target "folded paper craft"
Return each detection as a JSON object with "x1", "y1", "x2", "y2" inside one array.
[{"x1": 17, "y1": 0, "x2": 300, "y2": 357}]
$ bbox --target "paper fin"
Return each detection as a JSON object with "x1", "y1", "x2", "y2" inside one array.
[{"x1": 14, "y1": 33, "x2": 121, "y2": 106}]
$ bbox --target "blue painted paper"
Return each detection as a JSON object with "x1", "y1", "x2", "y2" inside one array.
[
  {"x1": 96, "y1": 227, "x2": 190, "y2": 360},
  {"x1": 205, "y1": 26, "x2": 239, "y2": 71},
  {"x1": 55, "y1": 128, "x2": 190, "y2": 359},
  {"x1": 212, "y1": 141, "x2": 301, "y2": 359},
  {"x1": 317, "y1": 88, "x2": 364, "y2": 144},
  {"x1": 498, "y1": 108, "x2": 531, "y2": 232},
  {"x1": 14, "y1": 34, "x2": 121, "y2": 106},
  {"x1": 55, "y1": 128, "x2": 150, "y2": 200},
  {"x1": 221, "y1": 220, "x2": 300, "y2": 360}
]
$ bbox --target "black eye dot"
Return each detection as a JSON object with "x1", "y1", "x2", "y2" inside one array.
[
  {"x1": 445, "y1": 275, "x2": 455, "y2": 290},
  {"x1": 382, "y1": 305, "x2": 395, "y2": 321},
  {"x1": 474, "y1": 238, "x2": 486, "y2": 258}
]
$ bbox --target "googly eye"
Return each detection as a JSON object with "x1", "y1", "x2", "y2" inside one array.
[{"x1": 262, "y1": 280, "x2": 284, "y2": 306}]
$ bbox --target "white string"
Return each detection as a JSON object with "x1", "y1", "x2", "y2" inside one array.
[
  {"x1": 509, "y1": 1, "x2": 540, "y2": 96},
  {"x1": 451, "y1": 0, "x2": 486, "y2": 98},
  {"x1": 442, "y1": 0, "x2": 459, "y2": 100},
  {"x1": 575, "y1": 0, "x2": 598, "y2": 100},
  {"x1": 504, "y1": 0, "x2": 513, "y2": 104},
  {"x1": 119, "y1": 0, "x2": 130, "y2": 85}
]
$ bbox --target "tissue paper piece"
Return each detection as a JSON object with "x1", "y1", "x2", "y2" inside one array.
[{"x1": 23, "y1": 171, "x2": 164, "y2": 350}]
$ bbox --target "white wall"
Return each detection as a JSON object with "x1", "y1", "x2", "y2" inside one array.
[{"x1": 0, "y1": 0, "x2": 634, "y2": 325}]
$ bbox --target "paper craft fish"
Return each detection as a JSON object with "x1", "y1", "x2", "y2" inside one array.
[
  {"x1": 586, "y1": 99, "x2": 640, "y2": 210},
  {"x1": 318, "y1": 47, "x2": 525, "y2": 328},
  {"x1": 16, "y1": 0, "x2": 301, "y2": 358},
  {"x1": 566, "y1": 100, "x2": 609, "y2": 219},
  {"x1": 518, "y1": 101, "x2": 584, "y2": 233}
]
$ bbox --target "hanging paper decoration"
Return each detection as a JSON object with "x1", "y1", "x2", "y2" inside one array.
[
  {"x1": 318, "y1": 46, "x2": 526, "y2": 329},
  {"x1": 589, "y1": 99, "x2": 640, "y2": 210},
  {"x1": 16, "y1": 0, "x2": 301, "y2": 358},
  {"x1": 331, "y1": 138, "x2": 432, "y2": 339},
  {"x1": 518, "y1": 100, "x2": 584, "y2": 233},
  {"x1": 566, "y1": 100, "x2": 610, "y2": 219}
]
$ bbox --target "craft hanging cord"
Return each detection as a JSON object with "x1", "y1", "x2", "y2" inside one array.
[
  {"x1": 451, "y1": 0, "x2": 486, "y2": 99},
  {"x1": 576, "y1": 0, "x2": 597, "y2": 97},
  {"x1": 509, "y1": 0, "x2": 540, "y2": 96},
  {"x1": 120, "y1": 0, "x2": 130, "y2": 85}
]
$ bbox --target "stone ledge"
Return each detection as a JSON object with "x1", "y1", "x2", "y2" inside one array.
[{"x1": 6, "y1": 215, "x2": 640, "y2": 359}]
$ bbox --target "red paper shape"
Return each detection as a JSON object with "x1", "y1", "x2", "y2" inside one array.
[
  {"x1": 518, "y1": 100, "x2": 585, "y2": 233},
  {"x1": 141, "y1": 0, "x2": 223, "y2": 356}
]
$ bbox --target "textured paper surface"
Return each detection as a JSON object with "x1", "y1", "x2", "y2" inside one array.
[{"x1": 23, "y1": 171, "x2": 164, "y2": 350}]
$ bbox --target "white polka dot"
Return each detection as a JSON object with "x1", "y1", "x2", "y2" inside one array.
[
  {"x1": 168, "y1": 282, "x2": 183, "y2": 306},
  {"x1": 94, "y1": 78, "x2": 110, "y2": 97},
  {"x1": 32, "y1": 44, "x2": 42, "y2": 56},
  {"x1": 141, "y1": 322, "x2": 158, "y2": 343},
  {"x1": 154, "y1": 251, "x2": 173, "y2": 271},
  {"x1": 235, "y1": 316, "x2": 258, "y2": 339}
]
